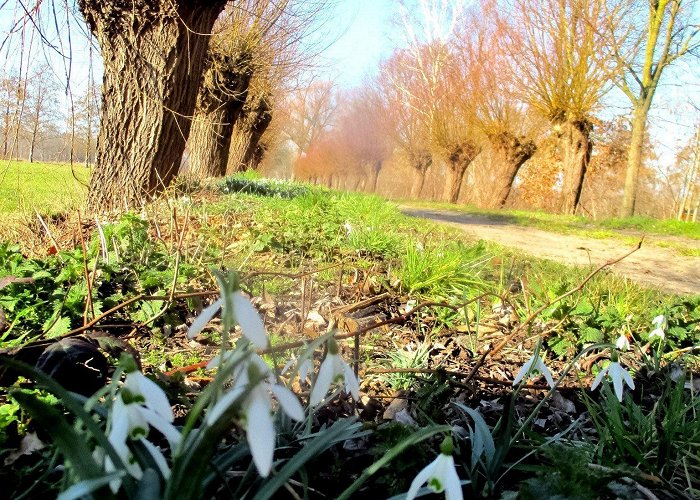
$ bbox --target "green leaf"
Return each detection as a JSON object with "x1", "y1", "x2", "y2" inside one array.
[
  {"x1": 57, "y1": 472, "x2": 124, "y2": 500},
  {"x1": 44, "y1": 316, "x2": 72, "y2": 337},
  {"x1": 134, "y1": 468, "x2": 161, "y2": 500},
  {"x1": 581, "y1": 327, "x2": 603, "y2": 344},
  {"x1": 454, "y1": 403, "x2": 496, "y2": 467},
  {"x1": 10, "y1": 390, "x2": 102, "y2": 481},
  {"x1": 1, "y1": 356, "x2": 136, "y2": 496}
]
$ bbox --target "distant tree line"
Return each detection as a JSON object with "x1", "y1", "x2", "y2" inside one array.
[{"x1": 1, "y1": 0, "x2": 697, "y2": 219}]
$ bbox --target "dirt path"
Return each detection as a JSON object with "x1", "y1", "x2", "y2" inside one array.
[{"x1": 401, "y1": 207, "x2": 700, "y2": 296}]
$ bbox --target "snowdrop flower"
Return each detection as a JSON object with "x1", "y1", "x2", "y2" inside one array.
[
  {"x1": 207, "y1": 354, "x2": 304, "y2": 477},
  {"x1": 343, "y1": 221, "x2": 353, "y2": 236},
  {"x1": 615, "y1": 334, "x2": 631, "y2": 351},
  {"x1": 309, "y1": 338, "x2": 360, "y2": 406},
  {"x1": 591, "y1": 361, "x2": 635, "y2": 402},
  {"x1": 512, "y1": 353, "x2": 555, "y2": 388},
  {"x1": 406, "y1": 438, "x2": 463, "y2": 500},
  {"x1": 649, "y1": 314, "x2": 666, "y2": 341},
  {"x1": 103, "y1": 368, "x2": 181, "y2": 492},
  {"x1": 281, "y1": 356, "x2": 313, "y2": 385},
  {"x1": 187, "y1": 291, "x2": 268, "y2": 349}
]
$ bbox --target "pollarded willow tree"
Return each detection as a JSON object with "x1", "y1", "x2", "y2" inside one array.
[
  {"x1": 186, "y1": 0, "x2": 333, "y2": 179},
  {"x1": 510, "y1": 0, "x2": 612, "y2": 215},
  {"x1": 378, "y1": 51, "x2": 434, "y2": 198},
  {"x1": 77, "y1": 0, "x2": 227, "y2": 210},
  {"x1": 392, "y1": 0, "x2": 480, "y2": 204},
  {"x1": 455, "y1": 1, "x2": 537, "y2": 208},
  {"x1": 605, "y1": 0, "x2": 699, "y2": 217},
  {"x1": 185, "y1": 38, "x2": 254, "y2": 179}
]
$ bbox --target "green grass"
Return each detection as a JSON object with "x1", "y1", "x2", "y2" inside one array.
[
  {"x1": 399, "y1": 200, "x2": 700, "y2": 240},
  {"x1": 0, "y1": 160, "x2": 89, "y2": 216}
]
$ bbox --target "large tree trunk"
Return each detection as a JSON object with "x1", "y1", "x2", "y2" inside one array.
[
  {"x1": 408, "y1": 150, "x2": 432, "y2": 199},
  {"x1": 486, "y1": 132, "x2": 537, "y2": 208},
  {"x1": 226, "y1": 92, "x2": 272, "y2": 174},
  {"x1": 186, "y1": 49, "x2": 253, "y2": 179},
  {"x1": 620, "y1": 101, "x2": 652, "y2": 217},
  {"x1": 442, "y1": 142, "x2": 480, "y2": 204},
  {"x1": 366, "y1": 160, "x2": 382, "y2": 192},
  {"x1": 558, "y1": 120, "x2": 592, "y2": 215},
  {"x1": 79, "y1": 0, "x2": 226, "y2": 211}
]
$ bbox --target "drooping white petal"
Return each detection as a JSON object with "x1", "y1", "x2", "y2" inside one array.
[
  {"x1": 271, "y1": 385, "x2": 305, "y2": 421},
  {"x1": 512, "y1": 357, "x2": 534, "y2": 386},
  {"x1": 109, "y1": 399, "x2": 131, "y2": 446},
  {"x1": 442, "y1": 456, "x2": 464, "y2": 500},
  {"x1": 535, "y1": 358, "x2": 555, "y2": 388},
  {"x1": 187, "y1": 298, "x2": 223, "y2": 339},
  {"x1": 620, "y1": 365, "x2": 635, "y2": 391},
  {"x1": 206, "y1": 386, "x2": 246, "y2": 425},
  {"x1": 298, "y1": 359, "x2": 313, "y2": 383},
  {"x1": 129, "y1": 372, "x2": 173, "y2": 421},
  {"x1": 649, "y1": 327, "x2": 665, "y2": 340},
  {"x1": 233, "y1": 292, "x2": 268, "y2": 349},
  {"x1": 615, "y1": 335, "x2": 630, "y2": 351},
  {"x1": 406, "y1": 460, "x2": 437, "y2": 500},
  {"x1": 310, "y1": 354, "x2": 336, "y2": 406},
  {"x1": 342, "y1": 362, "x2": 361, "y2": 400},
  {"x1": 139, "y1": 438, "x2": 171, "y2": 480},
  {"x1": 139, "y1": 406, "x2": 182, "y2": 450},
  {"x1": 245, "y1": 388, "x2": 275, "y2": 477},
  {"x1": 652, "y1": 314, "x2": 665, "y2": 327},
  {"x1": 590, "y1": 366, "x2": 608, "y2": 391},
  {"x1": 610, "y1": 364, "x2": 625, "y2": 402}
]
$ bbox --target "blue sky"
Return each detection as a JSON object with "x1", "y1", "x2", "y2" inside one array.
[{"x1": 314, "y1": 0, "x2": 400, "y2": 88}]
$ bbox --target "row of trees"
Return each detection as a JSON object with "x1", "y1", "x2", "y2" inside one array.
[
  {"x1": 0, "y1": 69, "x2": 99, "y2": 164},
  {"x1": 289, "y1": 0, "x2": 698, "y2": 217},
  {"x1": 3, "y1": 0, "x2": 698, "y2": 217}
]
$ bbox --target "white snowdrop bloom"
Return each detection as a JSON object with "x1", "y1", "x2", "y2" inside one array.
[
  {"x1": 512, "y1": 353, "x2": 555, "y2": 388},
  {"x1": 187, "y1": 291, "x2": 269, "y2": 349},
  {"x1": 206, "y1": 354, "x2": 304, "y2": 477},
  {"x1": 649, "y1": 314, "x2": 666, "y2": 341},
  {"x1": 615, "y1": 334, "x2": 631, "y2": 351},
  {"x1": 103, "y1": 369, "x2": 181, "y2": 492},
  {"x1": 309, "y1": 339, "x2": 360, "y2": 406},
  {"x1": 406, "y1": 452, "x2": 463, "y2": 500},
  {"x1": 231, "y1": 291, "x2": 268, "y2": 349},
  {"x1": 591, "y1": 361, "x2": 635, "y2": 402}
]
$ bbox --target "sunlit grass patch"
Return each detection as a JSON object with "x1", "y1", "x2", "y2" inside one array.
[{"x1": 0, "y1": 160, "x2": 89, "y2": 216}]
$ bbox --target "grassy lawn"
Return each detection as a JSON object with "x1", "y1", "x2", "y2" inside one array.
[{"x1": 0, "y1": 160, "x2": 89, "y2": 216}]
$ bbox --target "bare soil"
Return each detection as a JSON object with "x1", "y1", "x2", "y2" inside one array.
[{"x1": 401, "y1": 207, "x2": 700, "y2": 296}]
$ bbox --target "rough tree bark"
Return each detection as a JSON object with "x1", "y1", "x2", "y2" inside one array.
[
  {"x1": 487, "y1": 131, "x2": 537, "y2": 208},
  {"x1": 408, "y1": 150, "x2": 432, "y2": 198},
  {"x1": 226, "y1": 92, "x2": 273, "y2": 174},
  {"x1": 186, "y1": 49, "x2": 253, "y2": 179},
  {"x1": 79, "y1": 0, "x2": 227, "y2": 210},
  {"x1": 442, "y1": 142, "x2": 480, "y2": 204},
  {"x1": 558, "y1": 120, "x2": 592, "y2": 215}
]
